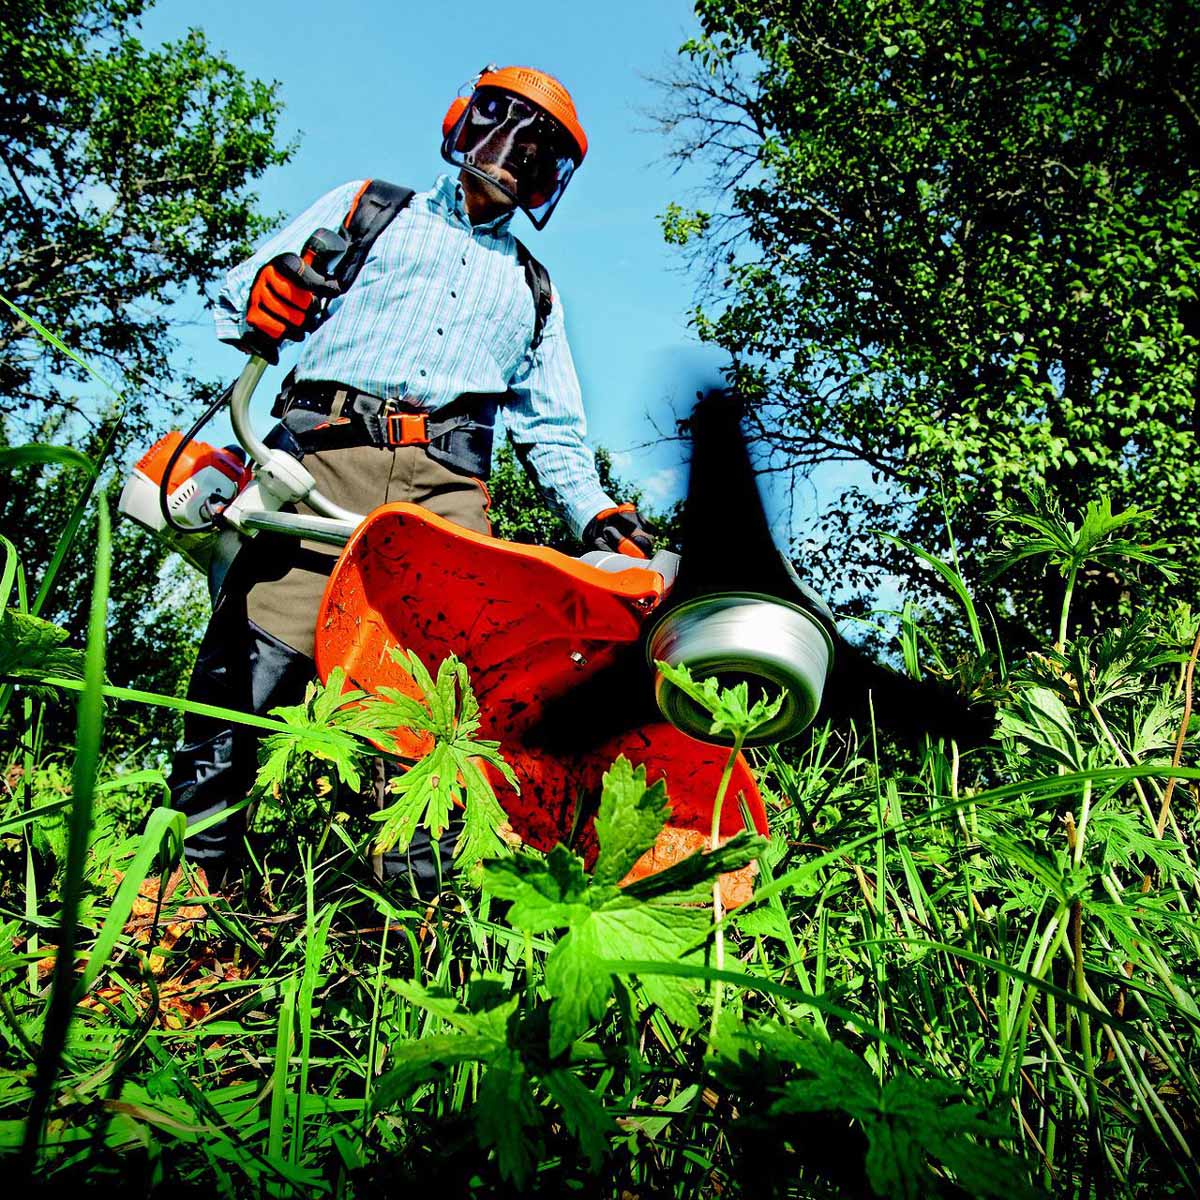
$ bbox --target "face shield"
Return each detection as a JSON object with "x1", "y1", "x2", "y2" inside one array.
[{"x1": 442, "y1": 87, "x2": 581, "y2": 229}]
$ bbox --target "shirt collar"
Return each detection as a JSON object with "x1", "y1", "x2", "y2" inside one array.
[{"x1": 431, "y1": 172, "x2": 515, "y2": 234}]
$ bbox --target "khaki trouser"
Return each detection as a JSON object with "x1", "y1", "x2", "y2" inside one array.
[
  {"x1": 172, "y1": 439, "x2": 485, "y2": 882},
  {"x1": 238, "y1": 441, "x2": 492, "y2": 657}
]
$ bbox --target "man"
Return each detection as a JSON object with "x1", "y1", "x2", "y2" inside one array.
[{"x1": 170, "y1": 65, "x2": 654, "y2": 885}]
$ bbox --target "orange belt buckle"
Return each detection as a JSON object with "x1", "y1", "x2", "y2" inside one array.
[{"x1": 387, "y1": 412, "x2": 430, "y2": 446}]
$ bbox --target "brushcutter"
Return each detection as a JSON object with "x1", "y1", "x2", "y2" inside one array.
[{"x1": 119, "y1": 230, "x2": 990, "y2": 879}]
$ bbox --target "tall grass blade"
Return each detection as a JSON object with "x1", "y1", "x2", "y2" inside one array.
[
  {"x1": 876, "y1": 530, "x2": 987, "y2": 654},
  {"x1": 0, "y1": 445, "x2": 96, "y2": 476},
  {"x1": 268, "y1": 978, "x2": 298, "y2": 1188},
  {"x1": 1, "y1": 534, "x2": 27, "y2": 614},
  {"x1": 18, "y1": 490, "x2": 111, "y2": 1176},
  {"x1": 0, "y1": 295, "x2": 121, "y2": 395},
  {"x1": 27, "y1": 675, "x2": 360, "y2": 744},
  {"x1": 77, "y1": 806, "x2": 186, "y2": 996},
  {"x1": 30, "y1": 415, "x2": 122, "y2": 620}
]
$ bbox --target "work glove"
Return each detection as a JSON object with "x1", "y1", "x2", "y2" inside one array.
[
  {"x1": 243, "y1": 253, "x2": 341, "y2": 364},
  {"x1": 583, "y1": 503, "x2": 655, "y2": 559}
]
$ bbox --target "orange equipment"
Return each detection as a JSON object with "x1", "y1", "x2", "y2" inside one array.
[
  {"x1": 118, "y1": 432, "x2": 250, "y2": 572},
  {"x1": 441, "y1": 64, "x2": 587, "y2": 229},
  {"x1": 314, "y1": 503, "x2": 768, "y2": 869}
]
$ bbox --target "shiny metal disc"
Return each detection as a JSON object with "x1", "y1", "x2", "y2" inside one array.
[{"x1": 646, "y1": 593, "x2": 834, "y2": 745}]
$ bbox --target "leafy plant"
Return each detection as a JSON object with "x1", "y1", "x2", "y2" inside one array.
[
  {"x1": 371, "y1": 648, "x2": 516, "y2": 873},
  {"x1": 715, "y1": 1019, "x2": 1036, "y2": 1199},
  {"x1": 0, "y1": 609, "x2": 87, "y2": 699},
  {"x1": 989, "y1": 490, "x2": 1178, "y2": 646},
  {"x1": 487, "y1": 756, "x2": 763, "y2": 1056},
  {"x1": 255, "y1": 665, "x2": 403, "y2": 798}
]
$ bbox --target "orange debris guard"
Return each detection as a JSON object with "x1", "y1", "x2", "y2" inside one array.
[{"x1": 313, "y1": 503, "x2": 768, "y2": 865}]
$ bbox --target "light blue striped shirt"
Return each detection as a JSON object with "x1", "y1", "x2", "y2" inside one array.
[{"x1": 215, "y1": 173, "x2": 615, "y2": 536}]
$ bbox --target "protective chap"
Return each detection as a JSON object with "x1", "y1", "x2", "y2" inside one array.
[
  {"x1": 169, "y1": 422, "x2": 491, "y2": 894},
  {"x1": 168, "y1": 587, "x2": 313, "y2": 873},
  {"x1": 168, "y1": 583, "x2": 459, "y2": 896}
]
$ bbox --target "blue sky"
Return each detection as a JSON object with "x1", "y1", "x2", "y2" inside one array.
[{"x1": 137, "y1": 0, "x2": 724, "y2": 512}]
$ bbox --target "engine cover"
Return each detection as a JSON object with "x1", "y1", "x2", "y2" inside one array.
[{"x1": 118, "y1": 433, "x2": 248, "y2": 570}]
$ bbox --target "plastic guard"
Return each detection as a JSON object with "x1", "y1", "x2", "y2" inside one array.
[{"x1": 313, "y1": 504, "x2": 769, "y2": 863}]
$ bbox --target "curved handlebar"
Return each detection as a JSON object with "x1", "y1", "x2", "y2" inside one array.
[
  {"x1": 230, "y1": 356, "x2": 365, "y2": 525},
  {"x1": 228, "y1": 356, "x2": 272, "y2": 466}
]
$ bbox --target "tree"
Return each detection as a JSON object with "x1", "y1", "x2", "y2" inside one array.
[
  {"x1": 0, "y1": 0, "x2": 293, "y2": 752},
  {"x1": 656, "y1": 0, "x2": 1200, "y2": 642},
  {"x1": 1, "y1": 0, "x2": 292, "y2": 442}
]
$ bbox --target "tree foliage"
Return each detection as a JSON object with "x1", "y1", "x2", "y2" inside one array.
[
  {"x1": 0, "y1": 0, "x2": 293, "y2": 751},
  {"x1": 489, "y1": 440, "x2": 681, "y2": 554},
  {"x1": 0, "y1": 0, "x2": 292, "y2": 440},
  {"x1": 656, "y1": 0, "x2": 1200, "y2": 639}
]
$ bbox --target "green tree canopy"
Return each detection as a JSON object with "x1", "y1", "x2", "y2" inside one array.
[
  {"x1": 0, "y1": 0, "x2": 294, "y2": 752},
  {"x1": 658, "y1": 0, "x2": 1200, "y2": 640},
  {"x1": 0, "y1": 0, "x2": 292, "y2": 442}
]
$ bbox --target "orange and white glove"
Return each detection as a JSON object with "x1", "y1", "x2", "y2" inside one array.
[
  {"x1": 243, "y1": 253, "x2": 340, "y2": 364},
  {"x1": 583, "y1": 503, "x2": 655, "y2": 559}
]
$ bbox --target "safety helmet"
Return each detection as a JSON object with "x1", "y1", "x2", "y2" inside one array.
[{"x1": 441, "y1": 65, "x2": 587, "y2": 230}]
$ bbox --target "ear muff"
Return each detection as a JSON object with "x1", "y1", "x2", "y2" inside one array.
[{"x1": 442, "y1": 96, "x2": 469, "y2": 143}]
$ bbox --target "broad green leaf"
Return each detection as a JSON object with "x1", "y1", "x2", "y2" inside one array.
[
  {"x1": 485, "y1": 844, "x2": 592, "y2": 932},
  {"x1": 257, "y1": 666, "x2": 399, "y2": 798},
  {"x1": 998, "y1": 685, "x2": 1082, "y2": 770},
  {"x1": 0, "y1": 608, "x2": 88, "y2": 697},
  {"x1": 592, "y1": 757, "x2": 671, "y2": 885},
  {"x1": 541, "y1": 893, "x2": 711, "y2": 1052},
  {"x1": 542, "y1": 919, "x2": 611, "y2": 1051}
]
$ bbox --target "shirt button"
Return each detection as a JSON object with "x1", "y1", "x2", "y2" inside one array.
[
  {"x1": 461, "y1": 256, "x2": 467, "y2": 265},
  {"x1": 419, "y1": 369, "x2": 427, "y2": 377},
  {"x1": 437, "y1": 327, "x2": 443, "y2": 335},
  {"x1": 450, "y1": 290, "x2": 457, "y2": 298}
]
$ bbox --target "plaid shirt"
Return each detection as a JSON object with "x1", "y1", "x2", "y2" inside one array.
[{"x1": 215, "y1": 174, "x2": 615, "y2": 536}]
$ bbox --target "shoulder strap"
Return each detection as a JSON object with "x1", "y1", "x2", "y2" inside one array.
[
  {"x1": 334, "y1": 180, "x2": 415, "y2": 291},
  {"x1": 514, "y1": 237, "x2": 554, "y2": 354},
  {"x1": 334, "y1": 180, "x2": 554, "y2": 354}
]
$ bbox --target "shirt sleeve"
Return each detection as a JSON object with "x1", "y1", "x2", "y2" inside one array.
[
  {"x1": 214, "y1": 180, "x2": 368, "y2": 345},
  {"x1": 504, "y1": 285, "x2": 617, "y2": 538}
]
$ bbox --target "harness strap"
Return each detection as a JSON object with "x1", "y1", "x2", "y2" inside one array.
[
  {"x1": 335, "y1": 181, "x2": 416, "y2": 291},
  {"x1": 515, "y1": 237, "x2": 553, "y2": 353},
  {"x1": 276, "y1": 382, "x2": 499, "y2": 479}
]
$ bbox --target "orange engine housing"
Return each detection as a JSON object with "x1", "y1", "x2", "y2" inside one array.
[{"x1": 118, "y1": 432, "x2": 250, "y2": 572}]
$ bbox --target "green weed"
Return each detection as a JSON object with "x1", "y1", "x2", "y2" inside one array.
[{"x1": 2, "y1": 440, "x2": 1199, "y2": 1196}]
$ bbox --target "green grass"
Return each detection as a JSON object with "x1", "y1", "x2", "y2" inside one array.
[{"x1": 2, "y1": 412, "x2": 1199, "y2": 1197}]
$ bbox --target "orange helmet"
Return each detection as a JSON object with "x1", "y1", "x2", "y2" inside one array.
[{"x1": 441, "y1": 65, "x2": 587, "y2": 229}]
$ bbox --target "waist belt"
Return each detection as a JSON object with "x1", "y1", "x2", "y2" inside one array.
[{"x1": 271, "y1": 380, "x2": 499, "y2": 479}]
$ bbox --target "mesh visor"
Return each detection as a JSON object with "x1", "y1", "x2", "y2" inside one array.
[{"x1": 442, "y1": 87, "x2": 580, "y2": 229}]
